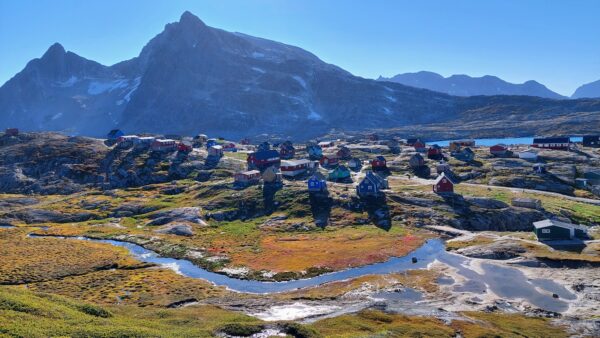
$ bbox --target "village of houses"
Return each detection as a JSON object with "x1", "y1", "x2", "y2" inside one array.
[
  {"x1": 99, "y1": 127, "x2": 600, "y2": 245},
  {"x1": 2, "y1": 127, "x2": 600, "y2": 333}
]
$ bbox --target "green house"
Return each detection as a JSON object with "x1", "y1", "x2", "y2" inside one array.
[
  {"x1": 533, "y1": 219, "x2": 588, "y2": 241},
  {"x1": 328, "y1": 165, "x2": 351, "y2": 181}
]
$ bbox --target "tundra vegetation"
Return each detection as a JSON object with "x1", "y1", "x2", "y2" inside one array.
[{"x1": 1, "y1": 132, "x2": 599, "y2": 336}]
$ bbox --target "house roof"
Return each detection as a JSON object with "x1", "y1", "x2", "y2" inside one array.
[
  {"x1": 238, "y1": 170, "x2": 260, "y2": 176},
  {"x1": 533, "y1": 219, "x2": 587, "y2": 232},
  {"x1": 533, "y1": 137, "x2": 570, "y2": 143},
  {"x1": 434, "y1": 172, "x2": 454, "y2": 185},
  {"x1": 250, "y1": 149, "x2": 280, "y2": 159},
  {"x1": 281, "y1": 159, "x2": 310, "y2": 167}
]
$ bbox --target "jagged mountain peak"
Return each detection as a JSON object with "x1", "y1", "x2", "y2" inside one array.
[
  {"x1": 42, "y1": 42, "x2": 66, "y2": 58},
  {"x1": 179, "y1": 10, "x2": 207, "y2": 27}
]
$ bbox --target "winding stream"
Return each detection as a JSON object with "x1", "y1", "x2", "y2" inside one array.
[{"x1": 28, "y1": 234, "x2": 576, "y2": 313}]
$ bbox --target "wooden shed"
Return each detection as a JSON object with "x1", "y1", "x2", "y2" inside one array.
[
  {"x1": 533, "y1": 219, "x2": 588, "y2": 241},
  {"x1": 433, "y1": 172, "x2": 454, "y2": 194}
]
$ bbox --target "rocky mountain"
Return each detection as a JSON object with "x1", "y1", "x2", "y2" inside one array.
[
  {"x1": 572, "y1": 79, "x2": 600, "y2": 99},
  {"x1": 1, "y1": 11, "x2": 599, "y2": 139},
  {"x1": 378, "y1": 71, "x2": 565, "y2": 99}
]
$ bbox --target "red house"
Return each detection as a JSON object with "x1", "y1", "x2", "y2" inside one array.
[
  {"x1": 433, "y1": 172, "x2": 454, "y2": 194},
  {"x1": 490, "y1": 144, "x2": 508, "y2": 156},
  {"x1": 177, "y1": 142, "x2": 193, "y2": 153},
  {"x1": 370, "y1": 156, "x2": 387, "y2": 170},
  {"x1": 414, "y1": 140, "x2": 427, "y2": 153},
  {"x1": 222, "y1": 142, "x2": 237, "y2": 152},
  {"x1": 247, "y1": 150, "x2": 281, "y2": 170},
  {"x1": 151, "y1": 139, "x2": 177, "y2": 152},
  {"x1": 320, "y1": 153, "x2": 339, "y2": 167},
  {"x1": 427, "y1": 145, "x2": 443, "y2": 160}
]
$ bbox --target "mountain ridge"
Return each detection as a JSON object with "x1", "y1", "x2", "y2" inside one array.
[
  {"x1": 378, "y1": 71, "x2": 566, "y2": 99},
  {"x1": 1, "y1": 11, "x2": 599, "y2": 140}
]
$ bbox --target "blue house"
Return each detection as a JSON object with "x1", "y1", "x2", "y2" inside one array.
[
  {"x1": 307, "y1": 144, "x2": 323, "y2": 160},
  {"x1": 107, "y1": 129, "x2": 124, "y2": 140},
  {"x1": 308, "y1": 175, "x2": 327, "y2": 192},
  {"x1": 206, "y1": 138, "x2": 218, "y2": 149},
  {"x1": 258, "y1": 141, "x2": 271, "y2": 152},
  {"x1": 356, "y1": 171, "x2": 388, "y2": 197}
]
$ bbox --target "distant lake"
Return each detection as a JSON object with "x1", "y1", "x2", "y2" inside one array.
[{"x1": 430, "y1": 136, "x2": 583, "y2": 147}]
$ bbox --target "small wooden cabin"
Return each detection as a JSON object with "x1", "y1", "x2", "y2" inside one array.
[
  {"x1": 427, "y1": 144, "x2": 443, "y2": 160},
  {"x1": 279, "y1": 141, "x2": 296, "y2": 159},
  {"x1": 532, "y1": 137, "x2": 570, "y2": 150},
  {"x1": 490, "y1": 144, "x2": 508, "y2": 157},
  {"x1": 320, "y1": 153, "x2": 339, "y2": 167},
  {"x1": 151, "y1": 139, "x2": 177, "y2": 152},
  {"x1": 433, "y1": 172, "x2": 454, "y2": 194},
  {"x1": 177, "y1": 141, "x2": 193, "y2": 153},
  {"x1": 583, "y1": 135, "x2": 600, "y2": 147},
  {"x1": 348, "y1": 157, "x2": 362, "y2": 171},
  {"x1": 356, "y1": 171, "x2": 388, "y2": 197},
  {"x1": 436, "y1": 161, "x2": 450, "y2": 174},
  {"x1": 336, "y1": 146, "x2": 352, "y2": 159},
  {"x1": 511, "y1": 198, "x2": 542, "y2": 210},
  {"x1": 234, "y1": 170, "x2": 261, "y2": 186},
  {"x1": 247, "y1": 150, "x2": 281, "y2": 170},
  {"x1": 307, "y1": 144, "x2": 323, "y2": 159},
  {"x1": 208, "y1": 145, "x2": 223, "y2": 157},
  {"x1": 533, "y1": 219, "x2": 588, "y2": 241},
  {"x1": 280, "y1": 159, "x2": 310, "y2": 177},
  {"x1": 413, "y1": 140, "x2": 427, "y2": 153},
  {"x1": 370, "y1": 156, "x2": 387, "y2": 170},
  {"x1": 328, "y1": 165, "x2": 351, "y2": 181},
  {"x1": 449, "y1": 139, "x2": 475, "y2": 152},
  {"x1": 307, "y1": 175, "x2": 327, "y2": 192},
  {"x1": 409, "y1": 153, "x2": 426, "y2": 169},
  {"x1": 454, "y1": 147, "x2": 475, "y2": 162}
]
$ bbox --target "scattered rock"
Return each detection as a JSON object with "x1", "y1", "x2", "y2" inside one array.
[
  {"x1": 154, "y1": 223, "x2": 194, "y2": 236},
  {"x1": 147, "y1": 207, "x2": 204, "y2": 226}
]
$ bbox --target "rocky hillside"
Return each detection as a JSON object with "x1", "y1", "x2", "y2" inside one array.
[
  {"x1": 0, "y1": 132, "x2": 207, "y2": 195},
  {"x1": 378, "y1": 71, "x2": 565, "y2": 99},
  {"x1": 572, "y1": 79, "x2": 600, "y2": 99},
  {"x1": 1, "y1": 11, "x2": 599, "y2": 139}
]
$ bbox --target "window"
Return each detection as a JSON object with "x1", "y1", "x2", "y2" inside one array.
[{"x1": 541, "y1": 229, "x2": 550, "y2": 234}]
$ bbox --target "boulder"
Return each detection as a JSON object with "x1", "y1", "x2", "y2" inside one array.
[
  {"x1": 147, "y1": 207, "x2": 205, "y2": 226},
  {"x1": 456, "y1": 241, "x2": 526, "y2": 260},
  {"x1": 154, "y1": 223, "x2": 194, "y2": 236}
]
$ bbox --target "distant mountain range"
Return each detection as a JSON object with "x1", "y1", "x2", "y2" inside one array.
[
  {"x1": 379, "y1": 71, "x2": 600, "y2": 100},
  {"x1": 378, "y1": 71, "x2": 566, "y2": 99},
  {"x1": 1, "y1": 11, "x2": 599, "y2": 139}
]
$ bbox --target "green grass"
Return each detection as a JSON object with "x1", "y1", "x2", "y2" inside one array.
[{"x1": 0, "y1": 287, "x2": 260, "y2": 338}]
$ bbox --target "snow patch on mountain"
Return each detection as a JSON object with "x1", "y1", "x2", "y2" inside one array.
[
  {"x1": 123, "y1": 77, "x2": 142, "y2": 102},
  {"x1": 292, "y1": 76, "x2": 307, "y2": 89},
  {"x1": 88, "y1": 79, "x2": 129, "y2": 95},
  {"x1": 56, "y1": 76, "x2": 79, "y2": 87}
]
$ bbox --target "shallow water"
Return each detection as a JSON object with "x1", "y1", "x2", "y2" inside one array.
[{"x1": 35, "y1": 235, "x2": 576, "y2": 312}]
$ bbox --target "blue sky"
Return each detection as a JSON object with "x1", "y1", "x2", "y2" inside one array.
[{"x1": 1, "y1": 0, "x2": 599, "y2": 96}]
